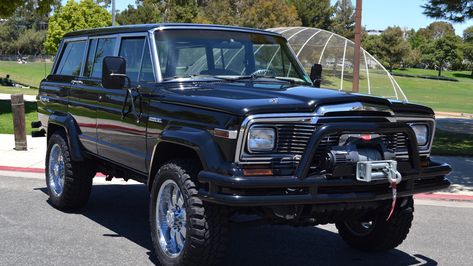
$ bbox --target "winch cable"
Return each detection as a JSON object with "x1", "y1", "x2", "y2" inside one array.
[{"x1": 385, "y1": 168, "x2": 402, "y2": 221}]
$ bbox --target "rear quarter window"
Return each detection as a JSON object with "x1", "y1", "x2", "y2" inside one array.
[{"x1": 55, "y1": 41, "x2": 86, "y2": 76}]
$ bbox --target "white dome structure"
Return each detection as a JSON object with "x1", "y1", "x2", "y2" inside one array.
[{"x1": 267, "y1": 27, "x2": 407, "y2": 101}]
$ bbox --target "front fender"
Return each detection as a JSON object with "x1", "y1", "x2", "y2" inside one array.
[
  {"x1": 48, "y1": 112, "x2": 84, "y2": 161},
  {"x1": 147, "y1": 126, "x2": 232, "y2": 188}
]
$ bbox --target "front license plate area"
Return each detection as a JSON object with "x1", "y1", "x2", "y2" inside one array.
[{"x1": 356, "y1": 160, "x2": 398, "y2": 182}]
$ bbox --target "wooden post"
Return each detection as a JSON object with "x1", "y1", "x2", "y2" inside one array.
[
  {"x1": 11, "y1": 94, "x2": 27, "y2": 151},
  {"x1": 352, "y1": 0, "x2": 363, "y2": 93}
]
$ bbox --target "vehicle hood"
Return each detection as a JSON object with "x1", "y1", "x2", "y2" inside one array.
[{"x1": 156, "y1": 82, "x2": 433, "y2": 117}]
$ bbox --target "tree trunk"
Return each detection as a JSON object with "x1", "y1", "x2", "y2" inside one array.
[
  {"x1": 438, "y1": 67, "x2": 442, "y2": 77},
  {"x1": 471, "y1": 69, "x2": 473, "y2": 77}
]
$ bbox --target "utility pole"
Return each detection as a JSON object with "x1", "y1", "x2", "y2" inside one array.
[
  {"x1": 352, "y1": 0, "x2": 362, "y2": 93},
  {"x1": 112, "y1": 0, "x2": 116, "y2": 26}
]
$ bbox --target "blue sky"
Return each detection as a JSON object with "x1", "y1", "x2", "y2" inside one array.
[{"x1": 66, "y1": 0, "x2": 471, "y2": 36}]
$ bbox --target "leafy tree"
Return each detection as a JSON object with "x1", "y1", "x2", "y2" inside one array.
[
  {"x1": 117, "y1": 0, "x2": 161, "y2": 25},
  {"x1": 0, "y1": 21, "x2": 18, "y2": 55},
  {"x1": 162, "y1": 0, "x2": 199, "y2": 23},
  {"x1": 363, "y1": 27, "x2": 411, "y2": 72},
  {"x1": 424, "y1": 21, "x2": 455, "y2": 39},
  {"x1": 239, "y1": 0, "x2": 301, "y2": 29},
  {"x1": 422, "y1": 0, "x2": 473, "y2": 22},
  {"x1": 463, "y1": 44, "x2": 473, "y2": 76},
  {"x1": 194, "y1": 0, "x2": 242, "y2": 25},
  {"x1": 331, "y1": 0, "x2": 355, "y2": 39},
  {"x1": 14, "y1": 29, "x2": 46, "y2": 56},
  {"x1": 290, "y1": 0, "x2": 333, "y2": 29},
  {"x1": 44, "y1": 0, "x2": 112, "y2": 54},
  {"x1": 196, "y1": 0, "x2": 300, "y2": 29},
  {"x1": 423, "y1": 35, "x2": 463, "y2": 76},
  {"x1": 0, "y1": 0, "x2": 58, "y2": 18},
  {"x1": 464, "y1": 26, "x2": 473, "y2": 43}
]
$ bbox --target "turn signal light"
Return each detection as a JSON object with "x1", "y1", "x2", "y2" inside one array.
[{"x1": 243, "y1": 169, "x2": 273, "y2": 176}]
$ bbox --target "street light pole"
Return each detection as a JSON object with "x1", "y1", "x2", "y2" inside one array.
[
  {"x1": 112, "y1": 0, "x2": 116, "y2": 26},
  {"x1": 352, "y1": 0, "x2": 362, "y2": 93}
]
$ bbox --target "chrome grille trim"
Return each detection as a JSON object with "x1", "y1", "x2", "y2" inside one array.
[{"x1": 235, "y1": 114, "x2": 435, "y2": 164}]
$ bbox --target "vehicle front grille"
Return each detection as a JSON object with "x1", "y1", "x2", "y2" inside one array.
[
  {"x1": 275, "y1": 123, "x2": 409, "y2": 159},
  {"x1": 240, "y1": 123, "x2": 411, "y2": 174},
  {"x1": 275, "y1": 124, "x2": 317, "y2": 155}
]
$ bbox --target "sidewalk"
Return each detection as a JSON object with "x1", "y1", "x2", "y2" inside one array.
[
  {"x1": 0, "y1": 133, "x2": 472, "y2": 199},
  {"x1": 0, "y1": 93, "x2": 37, "y2": 102}
]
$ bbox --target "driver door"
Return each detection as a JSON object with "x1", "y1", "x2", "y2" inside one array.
[{"x1": 96, "y1": 35, "x2": 151, "y2": 173}]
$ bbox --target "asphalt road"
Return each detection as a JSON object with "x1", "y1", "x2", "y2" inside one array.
[{"x1": 1, "y1": 174, "x2": 472, "y2": 266}]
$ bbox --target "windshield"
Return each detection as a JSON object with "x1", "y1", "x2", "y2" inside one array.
[{"x1": 154, "y1": 29, "x2": 310, "y2": 84}]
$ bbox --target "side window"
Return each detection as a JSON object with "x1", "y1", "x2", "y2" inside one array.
[
  {"x1": 90, "y1": 38, "x2": 116, "y2": 78},
  {"x1": 55, "y1": 41, "x2": 86, "y2": 76},
  {"x1": 84, "y1": 39, "x2": 98, "y2": 77},
  {"x1": 119, "y1": 37, "x2": 145, "y2": 81},
  {"x1": 140, "y1": 40, "x2": 154, "y2": 82}
]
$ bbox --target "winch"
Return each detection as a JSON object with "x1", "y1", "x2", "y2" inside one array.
[{"x1": 319, "y1": 135, "x2": 395, "y2": 177}]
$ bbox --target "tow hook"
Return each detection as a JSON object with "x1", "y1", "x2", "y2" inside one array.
[{"x1": 385, "y1": 167, "x2": 402, "y2": 221}]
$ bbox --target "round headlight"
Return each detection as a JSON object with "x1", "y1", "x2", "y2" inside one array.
[
  {"x1": 248, "y1": 127, "x2": 275, "y2": 152},
  {"x1": 410, "y1": 124, "x2": 429, "y2": 146}
]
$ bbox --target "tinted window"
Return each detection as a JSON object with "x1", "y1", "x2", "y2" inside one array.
[
  {"x1": 56, "y1": 41, "x2": 86, "y2": 76},
  {"x1": 119, "y1": 37, "x2": 145, "y2": 81},
  {"x1": 90, "y1": 38, "x2": 116, "y2": 78},
  {"x1": 84, "y1": 39, "x2": 98, "y2": 77},
  {"x1": 140, "y1": 40, "x2": 154, "y2": 82}
]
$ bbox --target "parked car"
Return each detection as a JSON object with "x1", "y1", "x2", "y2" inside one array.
[{"x1": 35, "y1": 24, "x2": 451, "y2": 265}]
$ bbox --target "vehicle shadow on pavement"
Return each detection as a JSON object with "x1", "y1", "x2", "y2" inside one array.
[{"x1": 37, "y1": 184, "x2": 437, "y2": 266}]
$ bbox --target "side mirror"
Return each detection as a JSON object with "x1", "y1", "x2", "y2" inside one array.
[
  {"x1": 102, "y1": 56, "x2": 127, "y2": 89},
  {"x1": 310, "y1": 63, "x2": 322, "y2": 88}
]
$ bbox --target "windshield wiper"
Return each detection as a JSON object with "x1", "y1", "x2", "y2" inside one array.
[
  {"x1": 162, "y1": 74, "x2": 227, "y2": 81},
  {"x1": 219, "y1": 75, "x2": 300, "y2": 85}
]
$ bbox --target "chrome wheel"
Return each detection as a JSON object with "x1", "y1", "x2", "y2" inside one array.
[
  {"x1": 48, "y1": 143, "x2": 65, "y2": 196},
  {"x1": 156, "y1": 179, "x2": 187, "y2": 258}
]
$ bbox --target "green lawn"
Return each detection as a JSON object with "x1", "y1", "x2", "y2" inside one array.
[
  {"x1": 0, "y1": 61, "x2": 52, "y2": 88},
  {"x1": 396, "y1": 75, "x2": 473, "y2": 114},
  {"x1": 0, "y1": 85, "x2": 38, "y2": 95},
  {"x1": 431, "y1": 129, "x2": 473, "y2": 156},
  {"x1": 0, "y1": 100, "x2": 37, "y2": 134}
]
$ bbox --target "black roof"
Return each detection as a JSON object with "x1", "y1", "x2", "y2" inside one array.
[{"x1": 63, "y1": 23, "x2": 281, "y2": 38}]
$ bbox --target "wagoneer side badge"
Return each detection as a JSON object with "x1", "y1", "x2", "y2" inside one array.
[{"x1": 148, "y1": 116, "x2": 163, "y2": 124}]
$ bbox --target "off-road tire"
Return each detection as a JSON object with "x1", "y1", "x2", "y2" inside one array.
[
  {"x1": 335, "y1": 196, "x2": 414, "y2": 251},
  {"x1": 149, "y1": 160, "x2": 229, "y2": 266},
  {"x1": 46, "y1": 132, "x2": 94, "y2": 210}
]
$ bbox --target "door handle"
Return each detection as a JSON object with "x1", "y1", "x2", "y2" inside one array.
[{"x1": 71, "y1": 80, "x2": 83, "y2": 85}]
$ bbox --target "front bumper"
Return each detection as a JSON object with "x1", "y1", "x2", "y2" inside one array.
[
  {"x1": 197, "y1": 122, "x2": 451, "y2": 207},
  {"x1": 197, "y1": 161, "x2": 451, "y2": 206}
]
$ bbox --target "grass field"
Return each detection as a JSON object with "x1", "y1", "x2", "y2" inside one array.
[
  {"x1": 432, "y1": 129, "x2": 473, "y2": 156},
  {"x1": 0, "y1": 61, "x2": 52, "y2": 88},
  {"x1": 0, "y1": 100, "x2": 37, "y2": 134}
]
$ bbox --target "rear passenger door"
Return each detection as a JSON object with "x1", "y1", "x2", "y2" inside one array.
[
  {"x1": 96, "y1": 35, "x2": 152, "y2": 173},
  {"x1": 67, "y1": 37, "x2": 117, "y2": 154}
]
